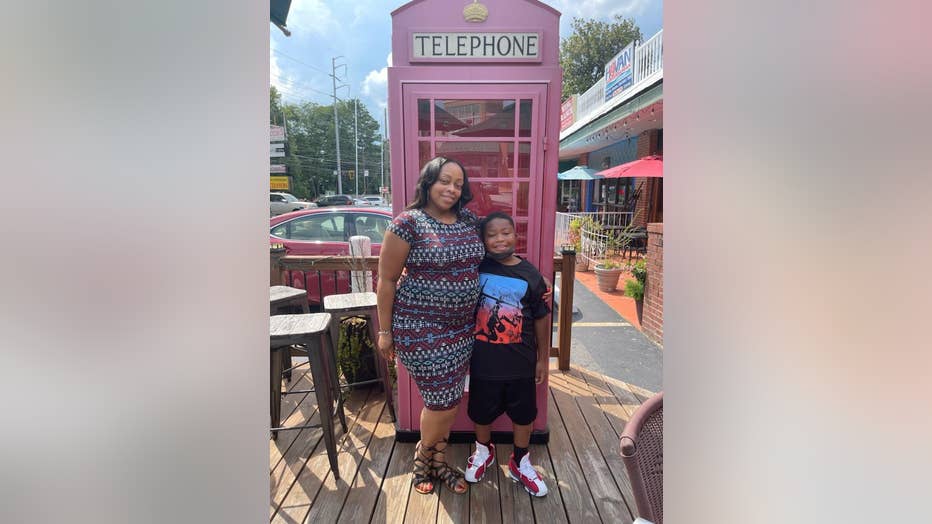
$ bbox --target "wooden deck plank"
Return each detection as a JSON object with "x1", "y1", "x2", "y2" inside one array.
[
  {"x1": 549, "y1": 372, "x2": 632, "y2": 524},
  {"x1": 563, "y1": 367, "x2": 637, "y2": 522},
  {"x1": 543, "y1": 385, "x2": 601, "y2": 524},
  {"x1": 271, "y1": 388, "x2": 372, "y2": 523},
  {"x1": 304, "y1": 395, "x2": 386, "y2": 523},
  {"x1": 337, "y1": 397, "x2": 397, "y2": 523},
  {"x1": 369, "y1": 441, "x2": 414, "y2": 524},
  {"x1": 271, "y1": 368, "x2": 319, "y2": 475},
  {"x1": 271, "y1": 363, "x2": 658, "y2": 524},
  {"x1": 496, "y1": 443, "x2": 536, "y2": 524},
  {"x1": 436, "y1": 443, "x2": 470, "y2": 524}
]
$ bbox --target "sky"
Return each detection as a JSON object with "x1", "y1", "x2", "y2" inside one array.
[{"x1": 270, "y1": 0, "x2": 663, "y2": 134}]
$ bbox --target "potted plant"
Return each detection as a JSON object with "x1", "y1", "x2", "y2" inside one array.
[
  {"x1": 625, "y1": 259, "x2": 647, "y2": 322},
  {"x1": 594, "y1": 259, "x2": 624, "y2": 292}
]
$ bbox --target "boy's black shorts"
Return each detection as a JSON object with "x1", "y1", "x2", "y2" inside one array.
[{"x1": 467, "y1": 377, "x2": 537, "y2": 426}]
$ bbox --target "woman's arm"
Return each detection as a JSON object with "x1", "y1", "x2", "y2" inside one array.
[{"x1": 375, "y1": 229, "x2": 410, "y2": 359}]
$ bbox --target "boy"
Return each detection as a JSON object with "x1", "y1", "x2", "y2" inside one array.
[{"x1": 464, "y1": 211, "x2": 550, "y2": 497}]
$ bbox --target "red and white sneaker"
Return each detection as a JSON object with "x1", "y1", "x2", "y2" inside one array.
[
  {"x1": 509, "y1": 452, "x2": 548, "y2": 497},
  {"x1": 464, "y1": 442, "x2": 495, "y2": 483}
]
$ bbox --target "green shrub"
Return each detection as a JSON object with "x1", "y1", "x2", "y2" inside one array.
[
  {"x1": 625, "y1": 278, "x2": 644, "y2": 301},
  {"x1": 631, "y1": 259, "x2": 647, "y2": 285}
]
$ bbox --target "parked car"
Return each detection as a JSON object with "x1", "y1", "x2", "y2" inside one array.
[
  {"x1": 352, "y1": 197, "x2": 371, "y2": 206},
  {"x1": 270, "y1": 207, "x2": 393, "y2": 303},
  {"x1": 270, "y1": 192, "x2": 315, "y2": 216},
  {"x1": 314, "y1": 194, "x2": 354, "y2": 207},
  {"x1": 361, "y1": 195, "x2": 386, "y2": 206}
]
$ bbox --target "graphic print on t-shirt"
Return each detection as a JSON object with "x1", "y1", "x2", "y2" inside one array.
[{"x1": 475, "y1": 273, "x2": 527, "y2": 344}]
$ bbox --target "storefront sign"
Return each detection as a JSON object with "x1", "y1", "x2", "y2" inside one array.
[
  {"x1": 604, "y1": 42, "x2": 635, "y2": 100},
  {"x1": 270, "y1": 125, "x2": 285, "y2": 142},
  {"x1": 560, "y1": 95, "x2": 577, "y2": 131},
  {"x1": 270, "y1": 176, "x2": 291, "y2": 191},
  {"x1": 270, "y1": 164, "x2": 287, "y2": 174},
  {"x1": 412, "y1": 32, "x2": 540, "y2": 60},
  {"x1": 270, "y1": 143, "x2": 285, "y2": 158}
]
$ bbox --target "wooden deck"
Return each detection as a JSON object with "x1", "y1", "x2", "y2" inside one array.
[{"x1": 270, "y1": 360, "x2": 656, "y2": 523}]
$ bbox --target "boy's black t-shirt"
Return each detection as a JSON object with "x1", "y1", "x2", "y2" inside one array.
[{"x1": 471, "y1": 257, "x2": 551, "y2": 380}]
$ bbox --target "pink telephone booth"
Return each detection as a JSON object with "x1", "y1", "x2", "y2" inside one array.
[{"x1": 387, "y1": 0, "x2": 561, "y2": 443}]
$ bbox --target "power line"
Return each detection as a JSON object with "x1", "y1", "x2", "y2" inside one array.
[
  {"x1": 272, "y1": 49, "x2": 330, "y2": 75},
  {"x1": 271, "y1": 75, "x2": 333, "y2": 99}
]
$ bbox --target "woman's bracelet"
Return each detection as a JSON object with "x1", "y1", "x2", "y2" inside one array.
[{"x1": 377, "y1": 330, "x2": 392, "y2": 336}]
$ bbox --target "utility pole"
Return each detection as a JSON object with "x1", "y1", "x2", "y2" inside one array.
[
  {"x1": 330, "y1": 56, "x2": 348, "y2": 195},
  {"x1": 381, "y1": 108, "x2": 386, "y2": 191},
  {"x1": 354, "y1": 99, "x2": 359, "y2": 197}
]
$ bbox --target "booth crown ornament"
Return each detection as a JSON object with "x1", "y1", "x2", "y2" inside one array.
[{"x1": 463, "y1": 1, "x2": 489, "y2": 23}]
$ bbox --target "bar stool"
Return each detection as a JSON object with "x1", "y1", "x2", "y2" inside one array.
[
  {"x1": 270, "y1": 285, "x2": 310, "y2": 381},
  {"x1": 323, "y1": 291, "x2": 397, "y2": 428},
  {"x1": 269, "y1": 313, "x2": 343, "y2": 479}
]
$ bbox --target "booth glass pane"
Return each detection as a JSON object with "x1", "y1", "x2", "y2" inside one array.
[
  {"x1": 515, "y1": 221, "x2": 528, "y2": 254},
  {"x1": 438, "y1": 99, "x2": 516, "y2": 138},
  {"x1": 418, "y1": 140, "x2": 432, "y2": 169},
  {"x1": 435, "y1": 141, "x2": 512, "y2": 178},
  {"x1": 515, "y1": 181, "x2": 530, "y2": 217},
  {"x1": 518, "y1": 99, "x2": 532, "y2": 137},
  {"x1": 418, "y1": 99, "x2": 432, "y2": 137},
  {"x1": 469, "y1": 181, "x2": 514, "y2": 216},
  {"x1": 515, "y1": 142, "x2": 531, "y2": 178}
]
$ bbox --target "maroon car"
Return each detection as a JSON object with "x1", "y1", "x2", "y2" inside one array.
[{"x1": 270, "y1": 207, "x2": 392, "y2": 304}]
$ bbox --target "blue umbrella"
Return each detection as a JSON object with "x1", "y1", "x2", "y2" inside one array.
[{"x1": 557, "y1": 165, "x2": 602, "y2": 180}]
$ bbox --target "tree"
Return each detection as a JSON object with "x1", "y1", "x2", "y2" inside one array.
[{"x1": 559, "y1": 15, "x2": 642, "y2": 101}]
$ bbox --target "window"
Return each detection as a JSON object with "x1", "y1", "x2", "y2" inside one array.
[
  {"x1": 270, "y1": 194, "x2": 284, "y2": 202},
  {"x1": 271, "y1": 214, "x2": 346, "y2": 241},
  {"x1": 352, "y1": 214, "x2": 391, "y2": 243}
]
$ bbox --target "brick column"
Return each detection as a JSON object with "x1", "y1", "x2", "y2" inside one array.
[
  {"x1": 642, "y1": 222, "x2": 663, "y2": 346},
  {"x1": 633, "y1": 129, "x2": 661, "y2": 228}
]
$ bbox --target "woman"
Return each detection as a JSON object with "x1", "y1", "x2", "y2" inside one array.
[{"x1": 376, "y1": 156, "x2": 484, "y2": 495}]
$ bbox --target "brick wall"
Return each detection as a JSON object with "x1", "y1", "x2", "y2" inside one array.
[{"x1": 642, "y1": 222, "x2": 663, "y2": 346}]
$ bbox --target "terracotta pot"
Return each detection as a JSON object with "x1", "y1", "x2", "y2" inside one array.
[{"x1": 594, "y1": 266, "x2": 623, "y2": 292}]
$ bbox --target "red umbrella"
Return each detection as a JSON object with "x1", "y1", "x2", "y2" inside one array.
[{"x1": 596, "y1": 155, "x2": 663, "y2": 178}]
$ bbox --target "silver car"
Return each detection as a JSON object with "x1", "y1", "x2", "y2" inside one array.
[{"x1": 270, "y1": 192, "x2": 316, "y2": 216}]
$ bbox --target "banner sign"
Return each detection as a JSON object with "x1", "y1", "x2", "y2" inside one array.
[
  {"x1": 270, "y1": 176, "x2": 291, "y2": 191},
  {"x1": 560, "y1": 95, "x2": 577, "y2": 131},
  {"x1": 604, "y1": 42, "x2": 635, "y2": 101},
  {"x1": 270, "y1": 164, "x2": 287, "y2": 174},
  {"x1": 270, "y1": 125, "x2": 286, "y2": 142},
  {"x1": 412, "y1": 32, "x2": 540, "y2": 60}
]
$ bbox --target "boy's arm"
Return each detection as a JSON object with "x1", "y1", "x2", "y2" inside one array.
[{"x1": 534, "y1": 314, "x2": 550, "y2": 384}]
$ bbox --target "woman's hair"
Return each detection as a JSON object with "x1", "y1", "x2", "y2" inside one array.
[
  {"x1": 479, "y1": 211, "x2": 515, "y2": 237},
  {"x1": 405, "y1": 156, "x2": 473, "y2": 212}
]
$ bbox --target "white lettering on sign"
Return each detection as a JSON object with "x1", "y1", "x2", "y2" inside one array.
[{"x1": 412, "y1": 33, "x2": 540, "y2": 60}]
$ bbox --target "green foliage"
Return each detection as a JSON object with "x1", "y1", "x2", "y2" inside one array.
[
  {"x1": 631, "y1": 258, "x2": 647, "y2": 285},
  {"x1": 596, "y1": 260, "x2": 622, "y2": 270},
  {"x1": 270, "y1": 87, "x2": 387, "y2": 199},
  {"x1": 568, "y1": 215, "x2": 602, "y2": 252},
  {"x1": 337, "y1": 317, "x2": 377, "y2": 391},
  {"x1": 560, "y1": 15, "x2": 642, "y2": 101},
  {"x1": 625, "y1": 278, "x2": 644, "y2": 302}
]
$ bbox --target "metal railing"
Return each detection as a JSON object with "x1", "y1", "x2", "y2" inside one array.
[
  {"x1": 554, "y1": 211, "x2": 634, "y2": 254},
  {"x1": 576, "y1": 77, "x2": 606, "y2": 121},
  {"x1": 634, "y1": 30, "x2": 663, "y2": 82}
]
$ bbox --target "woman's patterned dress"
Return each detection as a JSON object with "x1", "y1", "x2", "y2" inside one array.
[{"x1": 387, "y1": 208, "x2": 485, "y2": 410}]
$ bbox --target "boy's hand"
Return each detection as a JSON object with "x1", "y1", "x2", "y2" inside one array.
[
  {"x1": 535, "y1": 359, "x2": 549, "y2": 384},
  {"x1": 542, "y1": 276, "x2": 554, "y2": 303}
]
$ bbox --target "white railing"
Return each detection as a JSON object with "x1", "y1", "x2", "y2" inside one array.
[
  {"x1": 576, "y1": 77, "x2": 605, "y2": 121},
  {"x1": 634, "y1": 30, "x2": 663, "y2": 82},
  {"x1": 554, "y1": 211, "x2": 634, "y2": 255}
]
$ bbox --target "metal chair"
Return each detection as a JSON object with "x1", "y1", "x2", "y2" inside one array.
[
  {"x1": 620, "y1": 391, "x2": 663, "y2": 524},
  {"x1": 269, "y1": 313, "x2": 343, "y2": 478},
  {"x1": 323, "y1": 291, "x2": 397, "y2": 428},
  {"x1": 270, "y1": 286, "x2": 310, "y2": 381}
]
